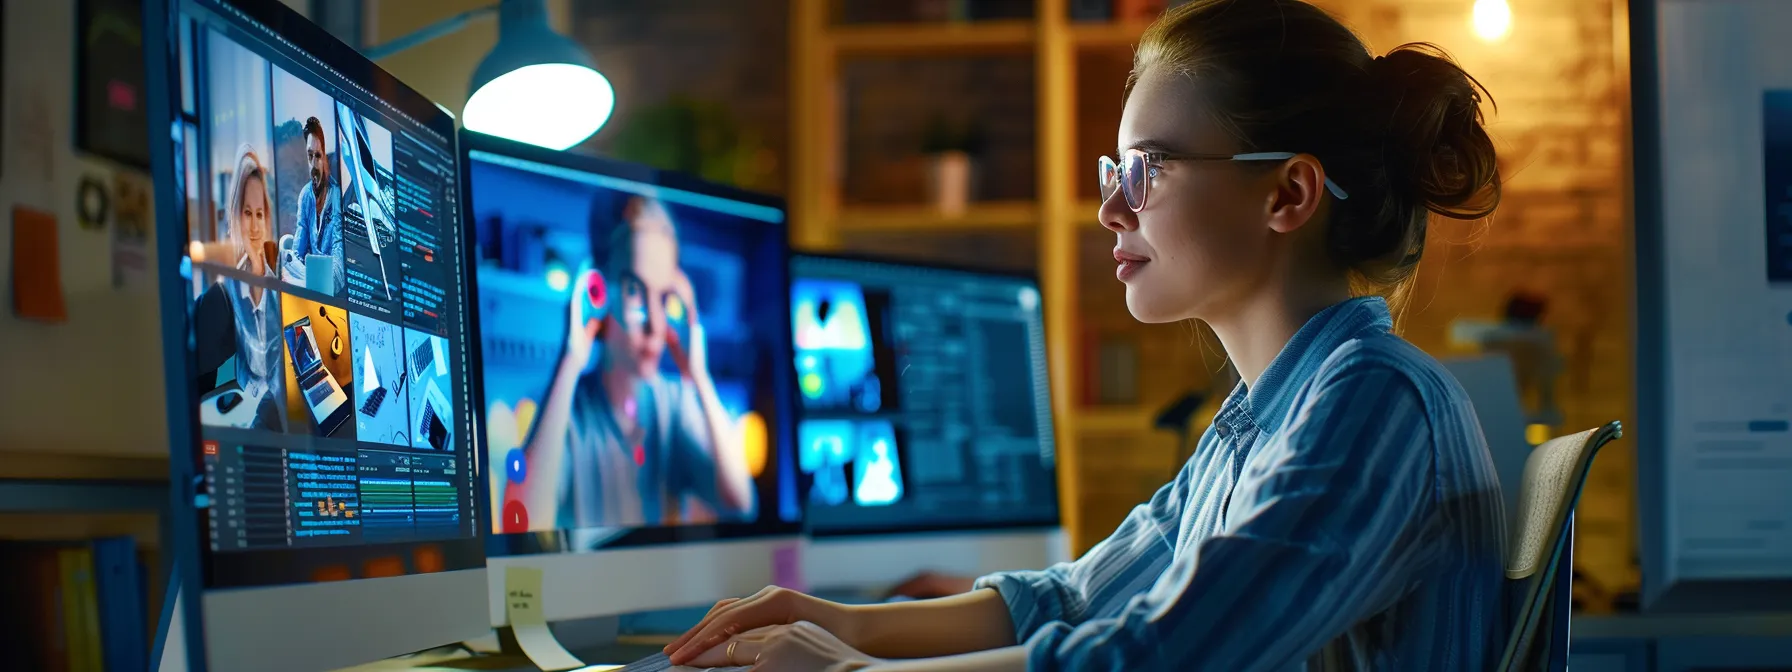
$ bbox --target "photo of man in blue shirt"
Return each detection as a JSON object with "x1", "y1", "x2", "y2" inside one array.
[{"x1": 292, "y1": 115, "x2": 344, "y2": 294}]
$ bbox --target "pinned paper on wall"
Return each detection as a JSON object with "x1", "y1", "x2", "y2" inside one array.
[
  {"x1": 112, "y1": 170, "x2": 153, "y2": 291},
  {"x1": 12, "y1": 88, "x2": 57, "y2": 186},
  {"x1": 12, "y1": 207, "x2": 69, "y2": 323},
  {"x1": 503, "y1": 566, "x2": 585, "y2": 672}
]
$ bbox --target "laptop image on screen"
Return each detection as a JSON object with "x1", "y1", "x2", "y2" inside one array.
[
  {"x1": 418, "y1": 378, "x2": 452, "y2": 450},
  {"x1": 285, "y1": 316, "x2": 351, "y2": 436}
]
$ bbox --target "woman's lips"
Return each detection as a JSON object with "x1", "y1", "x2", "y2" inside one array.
[{"x1": 1114, "y1": 249, "x2": 1150, "y2": 281}]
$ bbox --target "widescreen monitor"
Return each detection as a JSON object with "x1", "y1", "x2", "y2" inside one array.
[
  {"x1": 789, "y1": 254, "x2": 1065, "y2": 590},
  {"x1": 462, "y1": 132, "x2": 802, "y2": 623},
  {"x1": 144, "y1": 0, "x2": 488, "y2": 669}
]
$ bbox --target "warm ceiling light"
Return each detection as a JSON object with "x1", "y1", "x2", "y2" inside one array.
[{"x1": 1472, "y1": 0, "x2": 1513, "y2": 42}]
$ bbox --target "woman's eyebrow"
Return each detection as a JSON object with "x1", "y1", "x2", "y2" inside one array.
[{"x1": 1119, "y1": 139, "x2": 1178, "y2": 155}]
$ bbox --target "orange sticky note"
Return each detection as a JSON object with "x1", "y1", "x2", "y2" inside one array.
[{"x1": 12, "y1": 207, "x2": 68, "y2": 323}]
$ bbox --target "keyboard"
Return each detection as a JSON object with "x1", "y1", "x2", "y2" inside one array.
[
  {"x1": 410, "y1": 341, "x2": 435, "y2": 380},
  {"x1": 360, "y1": 386, "x2": 388, "y2": 416},
  {"x1": 305, "y1": 381, "x2": 332, "y2": 406},
  {"x1": 614, "y1": 652, "x2": 748, "y2": 672}
]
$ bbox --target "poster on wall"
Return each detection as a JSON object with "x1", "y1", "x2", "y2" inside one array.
[
  {"x1": 76, "y1": 0, "x2": 151, "y2": 168},
  {"x1": 1764, "y1": 90, "x2": 1792, "y2": 285},
  {"x1": 112, "y1": 171, "x2": 152, "y2": 290}
]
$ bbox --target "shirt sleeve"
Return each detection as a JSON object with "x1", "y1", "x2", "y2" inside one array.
[
  {"x1": 293, "y1": 191, "x2": 314, "y2": 258},
  {"x1": 1019, "y1": 359, "x2": 1440, "y2": 672},
  {"x1": 974, "y1": 466, "x2": 1185, "y2": 644}
]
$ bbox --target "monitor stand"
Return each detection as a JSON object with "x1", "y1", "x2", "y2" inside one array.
[
  {"x1": 803, "y1": 527, "x2": 1070, "y2": 595},
  {"x1": 152, "y1": 564, "x2": 191, "y2": 672}
]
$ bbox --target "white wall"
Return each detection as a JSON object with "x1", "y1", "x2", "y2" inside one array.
[{"x1": 0, "y1": 1, "x2": 168, "y2": 457}]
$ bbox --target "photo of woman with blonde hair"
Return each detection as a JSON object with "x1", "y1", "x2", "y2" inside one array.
[{"x1": 194, "y1": 145, "x2": 289, "y2": 431}]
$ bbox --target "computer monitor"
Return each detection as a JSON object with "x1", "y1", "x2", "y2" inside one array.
[
  {"x1": 144, "y1": 1, "x2": 488, "y2": 669},
  {"x1": 789, "y1": 254, "x2": 1066, "y2": 591},
  {"x1": 461, "y1": 131, "x2": 803, "y2": 624}
]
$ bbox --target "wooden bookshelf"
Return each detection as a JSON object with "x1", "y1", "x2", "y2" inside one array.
[
  {"x1": 827, "y1": 19, "x2": 1036, "y2": 56},
  {"x1": 836, "y1": 201, "x2": 1039, "y2": 232},
  {"x1": 0, "y1": 451, "x2": 169, "y2": 482},
  {"x1": 1069, "y1": 21, "x2": 1149, "y2": 49},
  {"x1": 791, "y1": 0, "x2": 1171, "y2": 552}
]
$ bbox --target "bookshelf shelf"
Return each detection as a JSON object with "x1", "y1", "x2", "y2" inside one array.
[
  {"x1": 1076, "y1": 406, "x2": 1155, "y2": 432},
  {"x1": 836, "y1": 201, "x2": 1039, "y2": 232},
  {"x1": 1069, "y1": 21, "x2": 1149, "y2": 49},
  {"x1": 0, "y1": 480, "x2": 168, "y2": 513},
  {"x1": 827, "y1": 20, "x2": 1036, "y2": 56},
  {"x1": 0, "y1": 451, "x2": 170, "y2": 482}
]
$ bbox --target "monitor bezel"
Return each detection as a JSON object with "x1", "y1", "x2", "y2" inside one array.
[
  {"x1": 458, "y1": 130, "x2": 806, "y2": 558},
  {"x1": 788, "y1": 252, "x2": 1065, "y2": 539},
  {"x1": 146, "y1": 0, "x2": 492, "y2": 667}
]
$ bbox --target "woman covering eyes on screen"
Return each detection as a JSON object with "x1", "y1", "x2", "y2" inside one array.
[
  {"x1": 662, "y1": 1, "x2": 1510, "y2": 670},
  {"x1": 508, "y1": 195, "x2": 757, "y2": 530}
]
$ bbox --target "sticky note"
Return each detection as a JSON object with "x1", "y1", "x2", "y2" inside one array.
[
  {"x1": 504, "y1": 566, "x2": 585, "y2": 672},
  {"x1": 12, "y1": 207, "x2": 68, "y2": 323}
]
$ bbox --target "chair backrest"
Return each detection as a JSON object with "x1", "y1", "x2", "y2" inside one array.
[{"x1": 1497, "y1": 421, "x2": 1623, "y2": 672}]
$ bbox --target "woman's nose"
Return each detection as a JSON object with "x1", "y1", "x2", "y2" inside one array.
[{"x1": 1098, "y1": 190, "x2": 1137, "y2": 233}]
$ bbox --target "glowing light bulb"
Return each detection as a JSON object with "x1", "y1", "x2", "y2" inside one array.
[{"x1": 1472, "y1": 0, "x2": 1512, "y2": 42}]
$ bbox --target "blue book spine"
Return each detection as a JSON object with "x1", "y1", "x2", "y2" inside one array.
[{"x1": 92, "y1": 536, "x2": 147, "y2": 671}]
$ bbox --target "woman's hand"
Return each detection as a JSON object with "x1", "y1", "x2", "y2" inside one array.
[
  {"x1": 664, "y1": 271, "x2": 707, "y2": 382},
  {"x1": 563, "y1": 269, "x2": 602, "y2": 373},
  {"x1": 684, "y1": 622, "x2": 881, "y2": 672},
  {"x1": 665, "y1": 586, "x2": 854, "y2": 665}
]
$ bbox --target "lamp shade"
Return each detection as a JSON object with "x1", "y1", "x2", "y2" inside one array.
[{"x1": 463, "y1": 0, "x2": 614, "y2": 151}]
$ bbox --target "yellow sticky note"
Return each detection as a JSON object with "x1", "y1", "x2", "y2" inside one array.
[
  {"x1": 504, "y1": 566, "x2": 585, "y2": 672},
  {"x1": 12, "y1": 207, "x2": 68, "y2": 323}
]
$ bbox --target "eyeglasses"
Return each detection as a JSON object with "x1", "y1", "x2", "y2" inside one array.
[{"x1": 1098, "y1": 148, "x2": 1350, "y2": 213}]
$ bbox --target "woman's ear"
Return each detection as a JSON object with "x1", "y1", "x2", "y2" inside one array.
[{"x1": 1266, "y1": 155, "x2": 1326, "y2": 234}]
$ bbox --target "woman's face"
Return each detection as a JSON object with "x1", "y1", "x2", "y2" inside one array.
[
  {"x1": 239, "y1": 176, "x2": 271, "y2": 258},
  {"x1": 605, "y1": 221, "x2": 678, "y2": 379},
  {"x1": 1101, "y1": 69, "x2": 1280, "y2": 324}
]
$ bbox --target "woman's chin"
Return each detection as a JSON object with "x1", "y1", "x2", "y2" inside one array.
[{"x1": 1123, "y1": 288, "x2": 1182, "y2": 324}]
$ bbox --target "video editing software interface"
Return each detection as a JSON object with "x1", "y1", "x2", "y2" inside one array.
[
  {"x1": 173, "y1": 0, "x2": 477, "y2": 583},
  {"x1": 467, "y1": 147, "x2": 800, "y2": 547},
  {"x1": 791, "y1": 256, "x2": 1059, "y2": 534}
]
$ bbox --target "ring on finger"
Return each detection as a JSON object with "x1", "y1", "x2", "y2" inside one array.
[{"x1": 726, "y1": 640, "x2": 740, "y2": 665}]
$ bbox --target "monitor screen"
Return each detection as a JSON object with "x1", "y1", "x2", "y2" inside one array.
[
  {"x1": 170, "y1": 0, "x2": 481, "y2": 588},
  {"x1": 463, "y1": 134, "x2": 800, "y2": 553},
  {"x1": 790, "y1": 254, "x2": 1059, "y2": 535}
]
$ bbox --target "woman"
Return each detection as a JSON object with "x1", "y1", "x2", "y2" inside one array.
[
  {"x1": 195, "y1": 146, "x2": 288, "y2": 430},
  {"x1": 664, "y1": 1, "x2": 1507, "y2": 670},
  {"x1": 509, "y1": 194, "x2": 756, "y2": 529}
]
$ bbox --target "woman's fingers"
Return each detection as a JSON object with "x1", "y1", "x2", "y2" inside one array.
[
  {"x1": 668, "y1": 616, "x2": 749, "y2": 665},
  {"x1": 683, "y1": 629, "x2": 775, "y2": 668},
  {"x1": 664, "y1": 597, "x2": 741, "y2": 653},
  {"x1": 667, "y1": 588, "x2": 788, "y2": 664}
]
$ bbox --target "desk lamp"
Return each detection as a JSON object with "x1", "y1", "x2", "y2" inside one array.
[{"x1": 362, "y1": 0, "x2": 614, "y2": 150}]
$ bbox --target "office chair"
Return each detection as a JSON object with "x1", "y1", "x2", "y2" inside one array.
[{"x1": 1497, "y1": 421, "x2": 1623, "y2": 672}]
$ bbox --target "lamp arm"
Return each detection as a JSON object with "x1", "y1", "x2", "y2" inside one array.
[{"x1": 360, "y1": 5, "x2": 499, "y2": 61}]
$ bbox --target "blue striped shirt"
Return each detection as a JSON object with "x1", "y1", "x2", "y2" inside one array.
[{"x1": 976, "y1": 297, "x2": 1507, "y2": 671}]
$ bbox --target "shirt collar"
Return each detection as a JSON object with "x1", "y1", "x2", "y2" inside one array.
[{"x1": 1220, "y1": 296, "x2": 1394, "y2": 434}]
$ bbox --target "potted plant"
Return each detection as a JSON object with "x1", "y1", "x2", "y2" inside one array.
[
  {"x1": 608, "y1": 96, "x2": 777, "y2": 193},
  {"x1": 920, "y1": 114, "x2": 985, "y2": 216}
]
